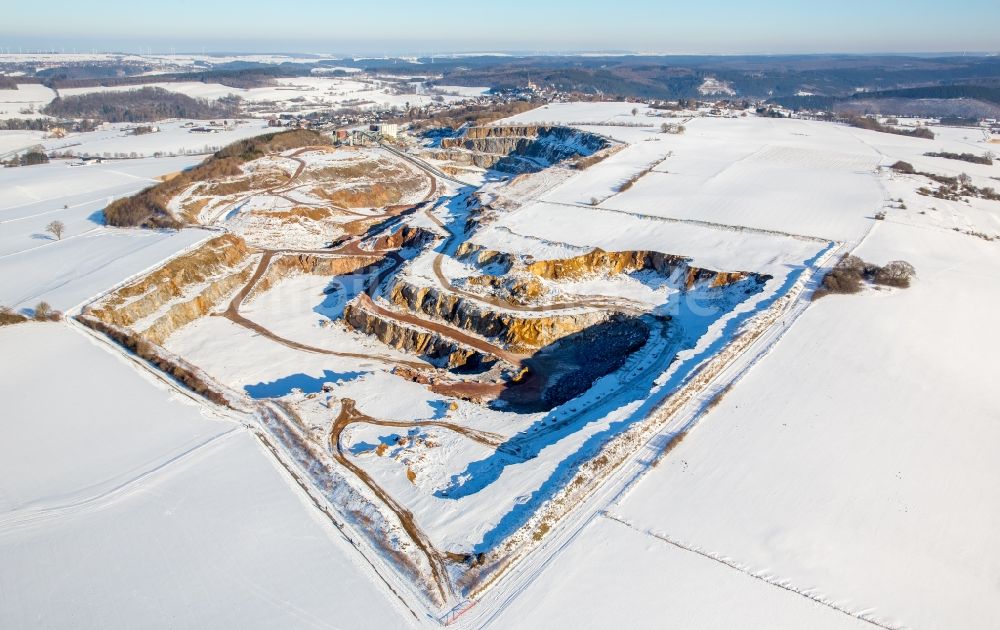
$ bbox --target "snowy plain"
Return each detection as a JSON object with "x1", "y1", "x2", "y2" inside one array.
[
  {"x1": 0, "y1": 325, "x2": 414, "y2": 630},
  {"x1": 0, "y1": 156, "x2": 212, "y2": 311},
  {"x1": 39, "y1": 118, "x2": 275, "y2": 158},
  {"x1": 0, "y1": 83, "x2": 56, "y2": 118},
  {"x1": 486, "y1": 516, "x2": 869, "y2": 630}
]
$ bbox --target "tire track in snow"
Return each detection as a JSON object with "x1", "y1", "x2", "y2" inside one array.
[
  {"x1": 601, "y1": 512, "x2": 898, "y2": 630},
  {"x1": 0, "y1": 428, "x2": 240, "y2": 533}
]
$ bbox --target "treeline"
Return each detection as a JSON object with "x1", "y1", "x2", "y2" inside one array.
[
  {"x1": 0, "y1": 118, "x2": 100, "y2": 131},
  {"x1": 846, "y1": 116, "x2": 935, "y2": 139},
  {"x1": 0, "y1": 118, "x2": 56, "y2": 131},
  {"x1": 924, "y1": 151, "x2": 993, "y2": 165},
  {"x1": 0, "y1": 302, "x2": 62, "y2": 326},
  {"x1": 0, "y1": 76, "x2": 17, "y2": 90},
  {"x1": 438, "y1": 64, "x2": 705, "y2": 100},
  {"x1": 3, "y1": 151, "x2": 49, "y2": 167},
  {"x1": 104, "y1": 129, "x2": 330, "y2": 228},
  {"x1": 43, "y1": 87, "x2": 240, "y2": 123}
]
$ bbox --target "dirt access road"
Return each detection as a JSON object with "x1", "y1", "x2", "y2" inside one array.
[{"x1": 329, "y1": 399, "x2": 458, "y2": 603}]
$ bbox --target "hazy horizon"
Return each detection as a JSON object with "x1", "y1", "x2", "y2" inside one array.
[
  {"x1": 2, "y1": 0, "x2": 998, "y2": 57},
  {"x1": 0, "y1": 45, "x2": 998, "y2": 58}
]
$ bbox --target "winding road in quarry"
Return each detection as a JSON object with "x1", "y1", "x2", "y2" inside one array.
[
  {"x1": 211, "y1": 144, "x2": 453, "y2": 372},
  {"x1": 419, "y1": 190, "x2": 647, "y2": 317},
  {"x1": 220, "y1": 250, "x2": 434, "y2": 370},
  {"x1": 329, "y1": 399, "x2": 462, "y2": 603},
  {"x1": 324, "y1": 397, "x2": 531, "y2": 605}
]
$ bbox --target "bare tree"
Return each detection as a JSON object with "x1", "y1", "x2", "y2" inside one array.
[
  {"x1": 33, "y1": 301, "x2": 52, "y2": 320},
  {"x1": 46, "y1": 220, "x2": 65, "y2": 240},
  {"x1": 631, "y1": 107, "x2": 638, "y2": 116}
]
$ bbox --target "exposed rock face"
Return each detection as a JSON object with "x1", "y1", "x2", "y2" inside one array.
[
  {"x1": 436, "y1": 126, "x2": 609, "y2": 174},
  {"x1": 141, "y1": 267, "x2": 253, "y2": 344},
  {"x1": 343, "y1": 301, "x2": 496, "y2": 370},
  {"x1": 455, "y1": 242, "x2": 514, "y2": 273},
  {"x1": 86, "y1": 234, "x2": 252, "y2": 333},
  {"x1": 495, "y1": 315, "x2": 652, "y2": 412},
  {"x1": 370, "y1": 226, "x2": 438, "y2": 251},
  {"x1": 522, "y1": 248, "x2": 763, "y2": 289},
  {"x1": 525, "y1": 249, "x2": 685, "y2": 281},
  {"x1": 458, "y1": 245, "x2": 765, "y2": 292},
  {"x1": 450, "y1": 247, "x2": 769, "y2": 310},
  {"x1": 465, "y1": 274, "x2": 544, "y2": 303},
  {"x1": 250, "y1": 253, "x2": 381, "y2": 299},
  {"x1": 388, "y1": 281, "x2": 606, "y2": 353}
]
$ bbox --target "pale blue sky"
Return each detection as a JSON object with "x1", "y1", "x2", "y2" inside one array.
[{"x1": 1, "y1": 0, "x2": 998, "y2": 55}]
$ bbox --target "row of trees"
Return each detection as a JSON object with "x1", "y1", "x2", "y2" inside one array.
[
  {"x1": 846, "y1": 116, "x2": 935, "y2": 139},
  {"x1": 0, "y1": 118, "x2": 100, "y2": 132},
  {"x1": 924, "y1": 151, "x2": 994, "y2": 166}
]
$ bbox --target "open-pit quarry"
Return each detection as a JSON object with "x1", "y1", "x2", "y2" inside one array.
[{"x1": 75, "y1": 121, "x2": 838, "y2": 620}]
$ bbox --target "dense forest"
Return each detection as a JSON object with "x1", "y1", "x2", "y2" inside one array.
[
  {"x1": 43, "y1": 87, "x2": 240, "y2": 122},
  {"x1": 104, "y1": 129, "x2": 330, "y2": 228},
  {"x1": 38, "y1": 63, "x2": 309, "y2": 90}
]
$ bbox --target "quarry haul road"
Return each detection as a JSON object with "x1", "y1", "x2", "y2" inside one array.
[
  {"x1": 330, "y1": 399, "x2": 454, "y2": 604},
  {"x1": 390, "y1": 159, "x2": 647, "y2": 317},
  {"x1": 212, "y1": 148, "x2": 444, "y2": 372},
  {"x1": 205, "y1": 144, "x2": 436, "y2": 227},
  {"x1": 203, "y1": 145, "x2": 324, "y2": 225},
  {"x1": 378, "y1": 142, "x2": 474, "y2": 188},
  {"x1": 220, "y1": 250, "x2": 432, "y2": 371}
]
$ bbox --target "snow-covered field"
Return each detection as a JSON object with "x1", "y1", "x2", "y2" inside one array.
[
  {"x1": 0, "y1": 83, "x2": 56, "y2": 118},
  {"x1": 500, "y1": 114, "x2": 886, "y2": 243},
  {"x1": 0, "y1": 156, "x2": 210, "y2": 310},
  {"x1": 486, "y1": 516, "x2": 869, "y2": 630},
  {"x1": 38, "y1": 118, "x2": 275, "y2": 159},
  {"x1": 0, "y1": 129, "x2": 48, "y2": 156},
  {"x1": 0, "y1": 323, "x2": 414, "y2": 630}
]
